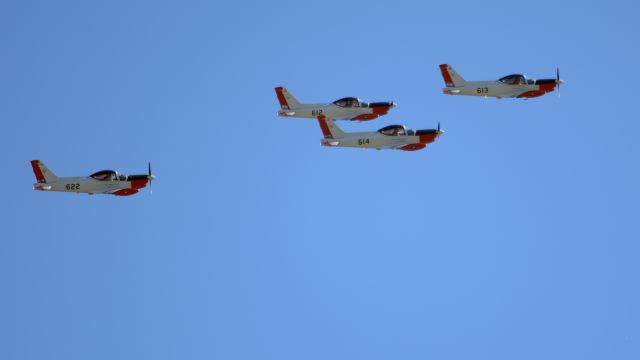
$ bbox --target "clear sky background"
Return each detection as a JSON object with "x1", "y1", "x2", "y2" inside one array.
[{"x1": 1, "y1": 0, "x2": 639, "y2": 359}]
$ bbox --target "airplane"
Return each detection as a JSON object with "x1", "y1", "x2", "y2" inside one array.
[
  {"x1": 439, "y1": 64, "x2": 563, "y2": 99},
  {"x1": 275, "y1": 86, "x2": 396, "y2": 121},
  {"x1": 316, "y1": 115, "x2": 443, "y2": 151},
  {"x1": 30, "y1": 160, "x2": 155, "y2": 196}
]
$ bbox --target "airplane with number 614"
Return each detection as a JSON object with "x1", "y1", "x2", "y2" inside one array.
[
  {"x1": 275, "y1": 86, "x2": 396, "y2": 121},
  {"x1": 31, "y1": 160, "x2": 155, "y2": 196},
  {"x1": 317, "y1": 115, "x2": 443, "y2": 151},
  {"x1": 439, "y1": 64, "x2": 563, "y2": 99}
]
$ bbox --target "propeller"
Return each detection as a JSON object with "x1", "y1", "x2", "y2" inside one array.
[
  {"x1": 556, "y1": 67, "x2": 561, "y2": 96},
  {"x1": 148, "y1": 162, "x2": 154, "y2": 194}
]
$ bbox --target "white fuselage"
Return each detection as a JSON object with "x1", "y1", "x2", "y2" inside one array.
[
  {"x1": 322, "y1": 131, "x2": 440, "y2": 151},
  {"x1": 279, "y1": 103, "x2": 390, "y2": 121},
  {"x1": 34, "y1": 176, "x2": 148, "y2": 195},
  {"x1": 443, "y1": 80, "x2": 557, "y2": 99}
]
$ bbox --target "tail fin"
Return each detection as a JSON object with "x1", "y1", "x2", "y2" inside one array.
[
  {"x1": 275, "y1": 86, "x2": 302, "y2": 109},
  {"x1": 318, "y1": 115, "x2": 344, "y2": 139},
  {"x1": 30, "y1": 160, "x2": 59, "y2": 183},
  {"x1": 439, "y1": 64, "x2": 466, "y2": 87}
]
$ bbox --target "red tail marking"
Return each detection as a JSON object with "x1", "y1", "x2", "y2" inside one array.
[
  {"x1": 318, "y1": 115, "x2": 333, "y2": 138},
  {"x1": 439, "y1": 64, "x2": 455, "y2": 87},
  {"x1": 30, "y1": 160, "x2": 46, "y2": 183},
  {"x1": 275, "y1": 87, "x2": 289, "y2": 109}
]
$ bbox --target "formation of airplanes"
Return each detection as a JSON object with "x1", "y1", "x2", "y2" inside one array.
[{"x1": 32, "y1": 64, "x2": 562, "y2": 196}]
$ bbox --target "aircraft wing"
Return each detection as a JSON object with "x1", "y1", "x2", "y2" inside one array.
[{"x1": 98, "y1": 184, "x2": 126, "y2": 194}]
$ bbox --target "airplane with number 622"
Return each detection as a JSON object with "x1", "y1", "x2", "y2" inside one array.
[
  {"x1": 439, "y1": 64, "x2": 563, "y2": 99},
  {"x1": 316, "y1": 115, "x2": 443, "y2": 151},
  {"x1": 31, "y1": 160, "x2": 155, "y2": 196},
  {"x1": 275, "y1": 86, "x2": 396, "y2": 121}
]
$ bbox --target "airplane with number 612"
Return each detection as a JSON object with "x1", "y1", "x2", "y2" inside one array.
[
  {"x1": 31, "y1": 160, "x2": 155, "y2": 196},
  {"x1": 439, "y1": 64, "x2": 563, "y2": 99},
  {"x1": 275, "y1": 86, "x2": 396, "y2": 121},
  {"x1": 317, "y1": 115, "x2": 443, "y2": 151}
]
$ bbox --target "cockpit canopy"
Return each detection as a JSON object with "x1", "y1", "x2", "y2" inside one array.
[
  {"x1": 378, "y1": 125, "x2": 408, "y2": 136},
  {"x1": 333, "y1": 97, "x2": 367, "y2": 108},
  {"x1": 90, "y1": 170, "x2": 127, "y2": 181},
  {"x1": 499, "y1": 74, "x2": 535, "y2": 85}
]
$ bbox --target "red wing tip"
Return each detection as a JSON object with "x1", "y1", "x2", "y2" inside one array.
[{"x1": 439, "y1": 64, "x2": 448, "y2": 68}]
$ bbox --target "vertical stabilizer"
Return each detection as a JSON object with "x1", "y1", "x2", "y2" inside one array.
[
  {"x1": 439, "y1": 64, "x2": 467, "y2": 87},
  {"x1": 275, "y1": 86, "x2": 302, "y2": 109},
  {"x1": 30, "y1": 160, "x2": 59, "y2": 183}
]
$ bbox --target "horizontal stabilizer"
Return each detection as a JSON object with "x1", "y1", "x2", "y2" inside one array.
[{"x1": 321, "y1": 140, "x2": 340, "y2": 146}]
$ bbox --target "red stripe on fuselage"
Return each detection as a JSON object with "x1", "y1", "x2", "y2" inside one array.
[
  {"x1": 400, "y1": 144, "x2": 426, "y2": 151},
  {"x1": 131, "y1": 179, "x2": 148, "y2": 190},
  {"x1": 112, "y1": 189, "x2": 139, "y2": 196},
  {"x1": 419, "y1": 134, "x2": 438, "y2": 144},
  {"x1": 351, "y1": 114, "x2": 378, "y2": 121},
  {"x1": 372, "y1": 106, "x2": 391, "y2": 116},
  {"x1": 518, "y1": 83, "x2": 557, "y2": 98}
]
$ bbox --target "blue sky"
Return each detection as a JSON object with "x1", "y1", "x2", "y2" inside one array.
[{"x1": 1, "y1": 0, "x2": 639, "y2": 359}]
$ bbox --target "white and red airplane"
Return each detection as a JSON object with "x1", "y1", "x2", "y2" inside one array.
[
  {"x1": 30, "y1": 160, "x2": 155, "y2": 196},
  {"x1": 317, "y1": 115, "x2": 443, "y2": 151},
  {"x1": 275, "y1": 86, "x2": 396, "y2": 121},
  {"x1": 439, "y1": 64, "x2": 563, "y2": 99}
]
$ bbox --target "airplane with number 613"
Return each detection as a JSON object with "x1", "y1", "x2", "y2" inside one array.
[
  {"x1": 439, "y1": 64, "x2": 563, "y2": 99},
  {"x1": 275, "y1": 86, "x2": 396, "y2": 121},
  {"x1": 317, "y1": 115, "x2": 443, "y2": 151},
  {"x1": 31, "y1": 160, "x2": 155, "y2": 196}
]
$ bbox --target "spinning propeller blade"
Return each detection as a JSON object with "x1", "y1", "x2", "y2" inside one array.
[
  {"x1": 148, "y1": 162, "x2": 154, "y2": 194},
  {"x1": 556, "y1": 67, "x2": 561, "y2": 96}
]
